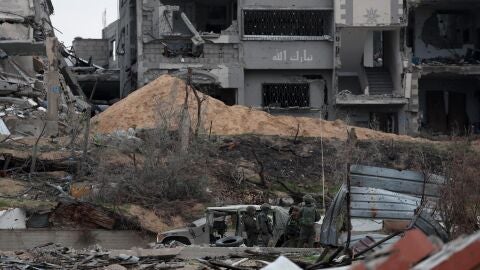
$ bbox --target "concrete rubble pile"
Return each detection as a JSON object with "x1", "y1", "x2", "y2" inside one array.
[
  {"x1": 0, "y1": 0, "x2": 91, "y2": 141},
  {"x1": 0, "y1": 0, "x2": 93, "y2": 198}
]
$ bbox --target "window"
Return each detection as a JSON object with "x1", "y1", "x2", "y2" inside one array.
[
  {"x1": 243, "y1": 10, "x2": 331, "y2": 37},
  {"x1": 262, "y1": 83, "x2": 310, "y2": 108}
]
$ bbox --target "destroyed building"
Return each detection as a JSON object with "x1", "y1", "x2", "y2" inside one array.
[
  {"x1": 69, "y1": 0, "x2": 480, "y2": 136},
  {"x1": 407, "y1": 0, "x2": 480, "y2": 135},
  {"x1": 0, "y1": 0, "x2": 56, "y2": 137},
  {"x1": 0, "y1": 0, "x2": 91, "y2": 142}
]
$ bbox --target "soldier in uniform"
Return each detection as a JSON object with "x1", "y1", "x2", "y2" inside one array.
[
  {"x1": 297, "y1": 195, "x2": 320, "y2": 248},
  {"x1": 241, "y1": 206, "x2": 259, "y2": 247},
  {"x1": 283, "y1": 206, "x2": 301, "y2": 247},
  {"x1": 257, "y1": 203, "x2": 273, "y2": 246}
]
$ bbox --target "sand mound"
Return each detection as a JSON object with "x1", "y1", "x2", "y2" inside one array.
[{"x1": 91, "y1": 75, "x2": 420, "y2": 141}]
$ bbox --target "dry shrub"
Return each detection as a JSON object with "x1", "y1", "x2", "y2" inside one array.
[
  {"x1": 439, "y1": 142, "x2": 480, "y2": 238},
  {"x1": 91, "y1": 78, "x2": 212, "y2": 206}
]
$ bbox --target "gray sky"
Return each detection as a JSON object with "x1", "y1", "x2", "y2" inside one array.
[{"x1": 50, "y1": 0, "x2": 118, "y2": 47}]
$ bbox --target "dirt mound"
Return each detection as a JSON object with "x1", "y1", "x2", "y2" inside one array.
[{"x1": 91, "y1": 75, "x2": 419, "y2": 141}]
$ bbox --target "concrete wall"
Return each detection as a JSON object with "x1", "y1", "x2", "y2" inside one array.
[
  {"x1": 72, "y1": 38, "x2": 110, "y2": 68},
  {"x1": 102, "y1": 20, "x2": 119, "y2": 68},
  {"x1": 338, "y1": 28, "x2": 368, "y2": 91},
  {"x1": 384, "y1": 30, "x2": 403, "y2": 95},
  {"x1": 0, "y1": 230, "x2": 155, "y2": 251},
  {"x1": 336, "y1": 105, "x2": 407, "y2": 133},
  {"x1": 244, "y1": 70, "x2": 332, "y2": 109},
  {"x1": 335, "y1": 0, "x2": 404, "y2": 26},
  {"x1": 243, "y1": 41, "x2": 333, "y2": 70},
  {"x1": 118, "y1": 0, "x2": 138, "y2": 97},
  {"x1": 0, "y1": 0, "x2": 34, "y2": 40},
  {"x1": 339, "y1": 29, "x2": 368, "y2": 73}
]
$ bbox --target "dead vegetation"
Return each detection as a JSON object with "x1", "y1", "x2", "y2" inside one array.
[
  {"x1": 439, "y1": 141, "x2": 480, "y2": 237},
  {"x1": 91, "y1": 105, "x2": 212, "y2": 209}
]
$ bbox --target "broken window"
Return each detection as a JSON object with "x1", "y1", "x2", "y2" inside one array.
[
  {"x1": 262, "y1": 83, "x2": 310, "y2": 108},
  {"x1": 156, "y1": 0, "x2": 237, "y2": 35},
  {"x1": 195, "y1": 0, "x2": 237, "y2": 33},
  {"x1": 243, "y1": 10, "x2": 331, "y2": 37}
]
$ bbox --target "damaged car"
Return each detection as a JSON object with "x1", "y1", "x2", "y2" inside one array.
[{"x1": 157, "y1": 205, "x2": 290, "y2": 247}]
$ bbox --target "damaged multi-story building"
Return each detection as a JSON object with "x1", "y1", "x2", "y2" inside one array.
[
  {"x1": 407, "y1": 0, "x2": 480, "y2": 135},
  {"x1": 0, "y1": 0, "x2": 91, "y2": 138},
  {"x1": 72, "y1": 0, "x2": 480, "y2": 135}
]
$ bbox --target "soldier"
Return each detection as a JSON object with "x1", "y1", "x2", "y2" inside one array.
[
  {"x1": 283, "y1": 206, "x2": 300, "y2": 247},
  {"x1": 297, "y1": 195, "x2": 320, "y2": 248},
  {"x1": 241, "y1": 206, "x2": 259, "y2": 247},
  {"x1": 257, "y1": 203, "x2": 273, "y2": 246}
]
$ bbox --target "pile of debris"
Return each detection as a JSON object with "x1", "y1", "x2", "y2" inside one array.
[
  {"x1": 0, "y1": 243, "x2": 183, "y2": 270},
  {"x1": 1, "y1": 231, "x2": 479, "y2": 269},
  {"x1": 414, "y1": 48, "x2": 480, "y2": 66},
  {"x1": 91, "y1": 75, "x2": 420, "y2": 142},
  {"x1": 0, "y1": 0, "x2": 91, "y2": 139}
]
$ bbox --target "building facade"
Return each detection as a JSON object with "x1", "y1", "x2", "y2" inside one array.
[{"x1": 76, "y1": 0, "x2": 479, "y2": 135}]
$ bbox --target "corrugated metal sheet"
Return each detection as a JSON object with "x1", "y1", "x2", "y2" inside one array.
[
  {"x1": 350, "y1": 187, "x2": 421, "y2": 220},
  {"x1": 320, "y1": 165, "x2": 449, "y2": 246},
  {"x1": 350, "y1": 165, "x2": 445, "y2": 198}
]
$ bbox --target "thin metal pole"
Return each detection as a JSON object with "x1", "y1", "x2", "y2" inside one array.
[{"x1": 320, "y1": 114, "x2": 326, "y2": 211}]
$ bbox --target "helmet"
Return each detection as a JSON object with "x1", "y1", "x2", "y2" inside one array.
[
  {"x1": 303, "y1": 194, "x2": 315, "y2": 204},
  {"x1": 246, "y1": 206, "x2": 256, "y2": 214},
  {"x1": 260, "y1": 203, "x2": 271, "y2": 211}
]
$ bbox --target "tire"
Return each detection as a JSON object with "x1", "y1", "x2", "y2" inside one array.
[{"x1": 215, "y1": 236, "x2": 244, "y2": 247}]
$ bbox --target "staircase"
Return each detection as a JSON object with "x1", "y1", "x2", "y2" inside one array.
[{"x1": 365, "y1": 67, "x2": 394, "y2": 95}]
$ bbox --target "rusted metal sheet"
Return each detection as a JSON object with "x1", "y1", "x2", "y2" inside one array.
[
  {"x1": 349, "y1": 165, "x2": 445, "y2": 198},
  {"x1": 350, "y1": 187, "x2": 421, "y2": 220}
]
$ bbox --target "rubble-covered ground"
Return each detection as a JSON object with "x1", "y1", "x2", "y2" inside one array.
[{"x1": 1, "y1": 75, "x2": 479, "y2": 269}]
